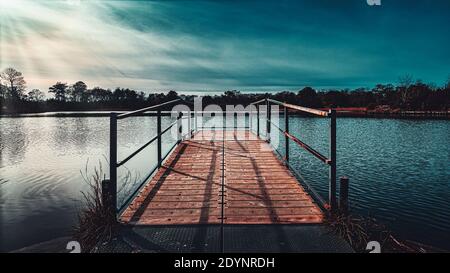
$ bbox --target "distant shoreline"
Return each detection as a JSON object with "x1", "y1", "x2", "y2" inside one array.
[{"x1": 1, "y1": 109, "x2": 449, "y2": 120}]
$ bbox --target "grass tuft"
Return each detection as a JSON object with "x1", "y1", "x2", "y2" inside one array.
[
  {"x1": 325, "y1": 212, "x2": 444, "y2": 253},
  {"x1": 73, "y1": 162, "x2": 118, "y2": 252}
]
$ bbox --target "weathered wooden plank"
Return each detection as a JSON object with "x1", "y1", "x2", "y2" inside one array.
[
  {"x1": 225, "y1": 188, "x2": 306, "y2": 196},
  {"x1": 226, "y1": 200, "x2": 318, "y2": 208},
  {"x1": 139, "y1": 208, "x2": 222, "y2": 217},
  {"x1": 225, "y1": 194, "x2": 311, "y2": 201},
  {"x1": 135, "y1": 216, "x2": 222, "y2": 225},
  {"x1": 120, "y1": 130, "x2": 324, "y2": 225},
  {"x1": 224, "y1": 215, "x2": 323, "y2": 224}
]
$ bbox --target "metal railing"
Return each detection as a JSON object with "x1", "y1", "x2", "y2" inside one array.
[
  {"x1": 250, "y1": 98, "x2": 338, "y2": 211},
  {"x1": 107, "y1": 99, "x2": 193, "y2": 216},
  {"x1": 105, "y1": 102, "x2": 254, "y2": 220},
  {"x1": 104, "y1": 97, "x2": 345, "y2": 221}
]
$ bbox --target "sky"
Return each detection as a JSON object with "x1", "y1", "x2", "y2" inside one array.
[{"x1": 0, "y1": 0, "x2": 449, "y2": 94}]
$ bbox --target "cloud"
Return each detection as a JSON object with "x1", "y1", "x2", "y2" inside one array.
[{"x1": 0, "y1": 0, "x2": 449, "y2": 93}]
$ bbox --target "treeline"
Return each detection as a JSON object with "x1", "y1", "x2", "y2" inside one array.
[{"x1": 1, "y1": 67, "x2": 449, "y2": 114}]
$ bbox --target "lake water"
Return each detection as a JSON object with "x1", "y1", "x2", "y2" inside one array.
[{"x1": 0, "y1": 115, "x2": 449, "y2": 251}]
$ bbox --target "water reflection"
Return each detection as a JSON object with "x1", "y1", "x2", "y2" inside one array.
[
  {"x1": 0, "y1": 118, "x2": 27, "y2": 166},
  {"x1": 0, "y1": 116, "x2": 169, "y2": 251},
  {"x1": 0, "y1": 116, "x2": 449, "y2": 251},
  {"x1": 275, "y1": 117, "x2": 450, "y2": 249}
]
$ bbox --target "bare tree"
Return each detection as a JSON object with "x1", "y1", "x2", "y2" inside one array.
[
  {"x1": 0, "y1": 67, "x2": 26, "y2": 100},
  {"x1": 398, "y1": 74, "x2": 414, "y2": 105}
]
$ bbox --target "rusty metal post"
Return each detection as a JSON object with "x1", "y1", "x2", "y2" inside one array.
[
  {"x1": 101, "y1": 179, "x2": 115, "y2": 221},
  {"x1": 188, "y1": 110, "x2": 191, "y2": 138},
  {"x1": 257, "y1": 106, "x2": 260, "y2": 137},
  {"x1": 101, "y1": 179, "x2": 110, "y2": 207},
  {"x1": 284, "y1": 106, "x2": 289, "y2": 163},
  {"x1": 266, "y1": 99, "x2": 271, "y2": 142},
  {"x1": 157, "y1": 110, "x2": 162, "y2": 167},
  {"x1": 194, "y1": 109, "x2": 197, "y2": 132},
  {"x1": 339, "y1": 176, "x2": 349, "y2": 214},
  {"x1": 109, "y1": 112, "x2": 117, "y2": 220},
  {"x1": 245, "y1": 105, "x2": 253, "y2": 132},
  {"x1": 177, "y1": 112, "x2": 182, "y2": 143},
  {"x1": 329, "y1": 109, "x2": 337, "y2": 212}
]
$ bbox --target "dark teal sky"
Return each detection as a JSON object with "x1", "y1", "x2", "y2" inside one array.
[{"x1": 1, "y1": 0, "x2": 449, "y2": 92}]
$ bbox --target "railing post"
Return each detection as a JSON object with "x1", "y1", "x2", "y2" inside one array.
[
  {"x1": 188, "y1": 110, "x2": 192, "y2": 138},
  {"x1": 257, "y1": 106, "x2": 260, "y2": 137},
  {"x1": 101, "y1": 179, "x2": 115, "y2": 222},
  {"x1": 157, "y1": 110, "x2": 162, "y2": 168},
  {"x1": 194, "y1": 109, "x2": 197, "y2": 131},
  {"x1": 222, "y1": 111, "x2": 225, "y2": 132},
  {"x1": 177, "y1": 112, "x2": 182, "y2": 143},
  {"x1": 339, "y1": 176, "x2": 349, "y2": 215},
  {"x1": 284, "y1": 106, "x2": 289, "y2": 163},
  {"x1": 102, "y1": 179, "x2": 110, "y2": 207},
  {"x1": 266, "y1": 99, "x2": 271, "y2": 142},
  {"x1": 109, "y1": 112, "x2": 118, "y2": 220},
  {"x1": 249, "y1": 107, "x2": 252, "y2": 131},
  {"x1": 328, "y1": 109, "x2": 337, "y2": 212}
]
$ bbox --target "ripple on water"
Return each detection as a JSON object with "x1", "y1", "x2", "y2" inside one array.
[{"x1": 0, "y1": 117, "x2": 449, "y2": 251}]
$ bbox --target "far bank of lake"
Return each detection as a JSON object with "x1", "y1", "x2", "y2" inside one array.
[{"x1": 1, "y1": 109, "x2": 449, "y2": 119}]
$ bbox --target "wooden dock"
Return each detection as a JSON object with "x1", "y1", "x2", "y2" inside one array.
[{"x1": 120, "y1": 130, "x2": 324, "y2": 225}]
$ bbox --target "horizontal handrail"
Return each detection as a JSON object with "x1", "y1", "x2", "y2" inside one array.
[
  {"x1": 267, "y1": 99, "x2": 329, "y2": 117},
  {"x1": 267, "y1": 118, "x2": 283, "y2": 133},
  {"x1": 163, "y1": 120, "x2": 179, "y2": 134},
  {"x1": 117, "y1": 140, "x2": 179, "y2": 213},
  {"x1": 197, "y1": 126, "x2": 249, "y2": 129},
  {"x1": 271, "y1": 146, "x2": 327, "y2": 210},
  {"x1": 113, "y1": 110, "x2": 257, "y2": 117},
  {"x1": 267, "y1": 117, "x2": 329, "y2": 164},
  {"x1": 116, "y1": 120, "x2": 178, "y2": 167},
  {"x1": 117, "y1": 99, "x2": 181, "y2": 119},
  {"x1": 117, "y1": 135, "x2": 159, "y2": 167},
  {"x1": 284, "y1": 132, "x2": 329, "y2": 164},
  {"x1": 250, "y1": 97, "x2": 337, "y2": 211},
  {"x1": 249, "y1": 99, "x2": 266, "y2": 105}
]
